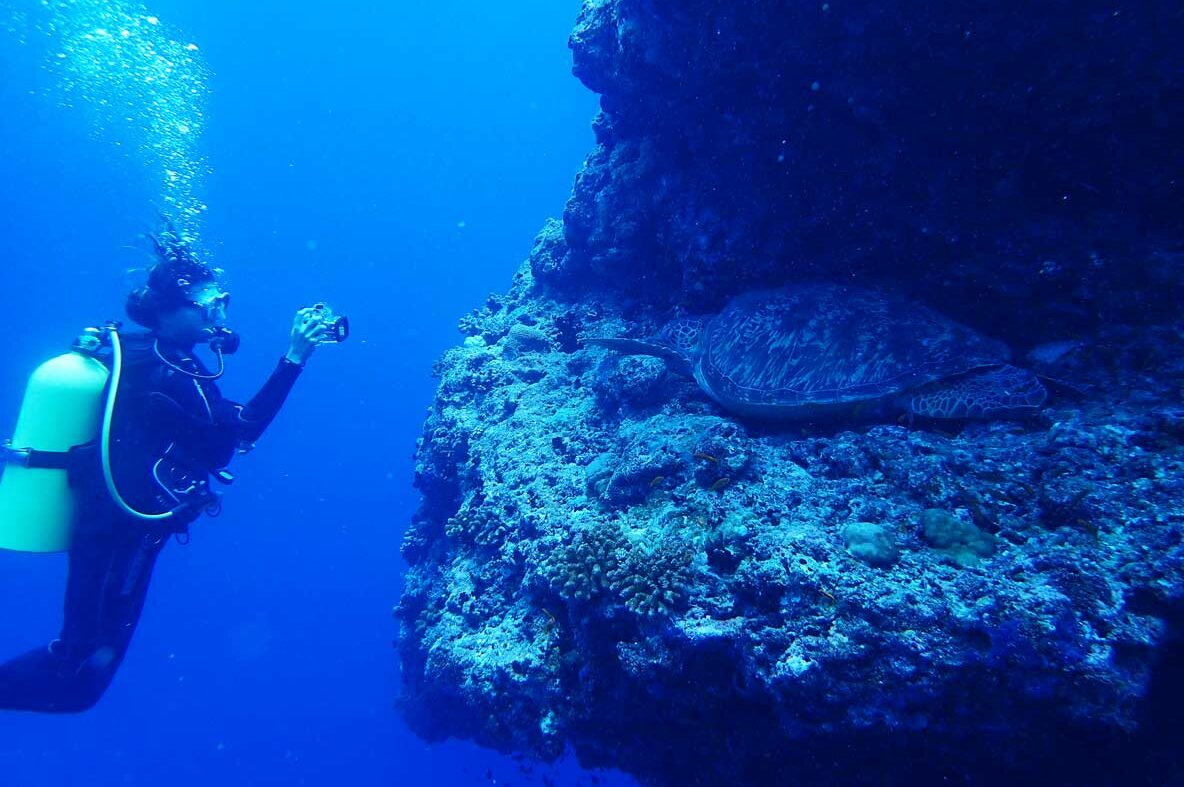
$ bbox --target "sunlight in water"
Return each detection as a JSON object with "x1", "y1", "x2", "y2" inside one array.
[{"x1": 12, "y1": 0, "x2": 211, "y2": 243}]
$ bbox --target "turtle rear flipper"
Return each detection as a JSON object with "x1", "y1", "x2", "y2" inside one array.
[{"x1": 906, "y1": 365, "x2": 1049, "y2": 420}]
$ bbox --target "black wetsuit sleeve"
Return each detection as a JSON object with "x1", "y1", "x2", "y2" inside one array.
[
  {"x1": 235, "y1": 357, "x2": 304, "y2": 443},
  {"x1": 108, "y1": 335, "x2": 304, "y2": 475}
]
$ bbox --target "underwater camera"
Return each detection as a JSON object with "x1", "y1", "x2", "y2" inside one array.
[{"x1": 309, "y1": 302, "x2": 350, "y2": 344}]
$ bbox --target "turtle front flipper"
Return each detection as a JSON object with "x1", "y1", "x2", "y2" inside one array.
[
  {"x1": 905, "y1": 365, "x2": 1049, "y2": 420},
  {"x1": 580, "y1": 337, "x2": 694, "y2": 377}
]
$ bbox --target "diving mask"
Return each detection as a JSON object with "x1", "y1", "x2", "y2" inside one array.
[{"x1": 187, "y1": 283, "x2": 231, "y2": 325}]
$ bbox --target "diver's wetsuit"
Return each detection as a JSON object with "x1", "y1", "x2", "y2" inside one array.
[{"x1": 0, "y1": 331, "x2": 302, "y2": 713}]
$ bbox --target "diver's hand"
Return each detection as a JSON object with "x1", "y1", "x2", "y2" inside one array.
[{"x1": 285, "y1": 307, "x2": 329, "y2": 365}]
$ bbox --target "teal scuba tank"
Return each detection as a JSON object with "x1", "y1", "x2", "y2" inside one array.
[{"x1": 0, "y1": 330, "x2": 110, "y2": 552}]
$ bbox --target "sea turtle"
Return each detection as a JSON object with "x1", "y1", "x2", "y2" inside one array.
[{"x1": 584, "y1": 284, "x2": 1048, "y2": 421}]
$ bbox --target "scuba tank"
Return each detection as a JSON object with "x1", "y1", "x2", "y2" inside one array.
[
  {"x1": 0, "y1": 331, "x2": 110, "y2": 552},
  {"x1": 0, "y1": 324, "x2": 230, "y2": 553}
]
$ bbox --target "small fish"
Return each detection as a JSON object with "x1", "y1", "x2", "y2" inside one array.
[
  {"x1": 650, "y1": 475, "x2": 666, "y2": 487},
  {"x1": 693, "y1": 451, "x2": 719, "y2": 464},
  {"x1": 709, "y1": 477, "x2": 731, "y2": 492}
]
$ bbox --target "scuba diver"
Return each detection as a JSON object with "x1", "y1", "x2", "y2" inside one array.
[{"x1": 0, "y1": 226, "x2": 345, "y2": 713}]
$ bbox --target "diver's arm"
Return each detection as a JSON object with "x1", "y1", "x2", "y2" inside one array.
[
  {"x1": 235, "y1": 358, "x2": 303, "y2": 442},
  {"x1": 236, "y1": 308, "x2": 328, "y2": 442}
]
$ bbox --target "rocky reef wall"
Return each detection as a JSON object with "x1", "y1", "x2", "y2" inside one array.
[{"x1": 397, "y1": 2, "x2": 1184, "y2": 785}]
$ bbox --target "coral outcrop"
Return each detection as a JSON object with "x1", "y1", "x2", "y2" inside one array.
[{"x1": 397, "y1": 2, "x2": 1184, "y2": 785}]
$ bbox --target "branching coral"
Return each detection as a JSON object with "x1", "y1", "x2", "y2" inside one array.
[
  {"x1": 607, "y1": 531, "x2": 698, "y2": 617},
  {"x1": 537, "y1": 516, "x2": 623, "y2": 602}
]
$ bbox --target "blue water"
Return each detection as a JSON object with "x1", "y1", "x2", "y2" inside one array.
[{"x1": 0, "y1": 1, "x2": 637, "y2": 784}]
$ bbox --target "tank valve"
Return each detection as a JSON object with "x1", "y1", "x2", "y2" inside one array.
[{"x1": 72, "y1": 327, "x2": 105, "y2": 356}]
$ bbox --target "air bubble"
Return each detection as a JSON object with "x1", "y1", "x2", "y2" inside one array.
[{"x1": 10, "y1": 0, "x2": 213, "y2": 244}]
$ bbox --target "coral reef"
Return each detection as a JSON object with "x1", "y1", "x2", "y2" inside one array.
[{"x1": 397, "y1": 1, "x2": 1184, "y2": 785}]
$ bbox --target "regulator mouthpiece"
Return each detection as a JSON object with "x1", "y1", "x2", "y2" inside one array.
[{"x1": 206, "y1": 327, "x2": 241, "y2": 355}]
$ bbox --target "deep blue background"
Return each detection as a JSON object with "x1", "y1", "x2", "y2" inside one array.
[{"x1": 0, "y1": 1, "x2": 637, "y2": 785}]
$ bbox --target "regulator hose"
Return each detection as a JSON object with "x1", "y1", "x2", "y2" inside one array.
[{"x1": 100, "y1": 328, "x2": 176, "y2": 522}]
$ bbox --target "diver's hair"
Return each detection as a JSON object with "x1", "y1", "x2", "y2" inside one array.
[
  {"x1": 125, "y1": 286, "x2": 167, "y2": 328},
  {"x1": 125, "y1": 218, "x2": 218, "y2": 329}
]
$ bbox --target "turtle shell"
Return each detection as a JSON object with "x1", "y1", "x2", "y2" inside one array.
[{"x1": 697, "y1": 285, "x2": 1010, "y2": 415}]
